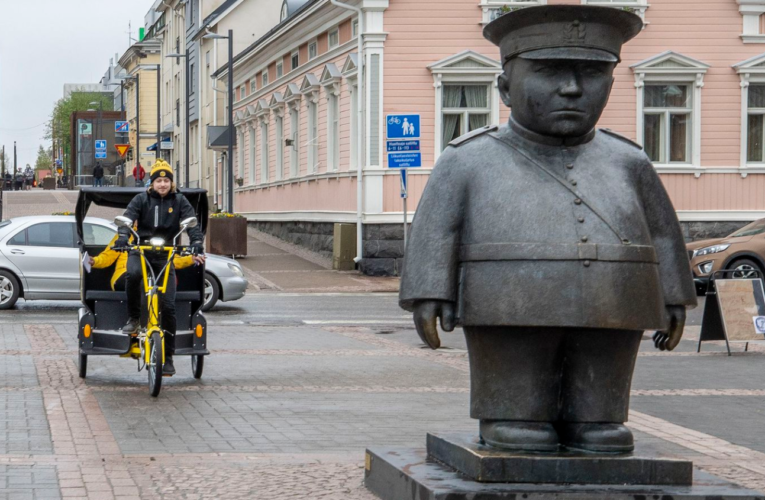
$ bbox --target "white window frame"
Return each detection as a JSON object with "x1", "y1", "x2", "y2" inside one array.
[
  {"x1": 738, "y1": 1, "x2": 765, "y2": 43},
  {"x1": 428, "y1": 50, "x2": 502, "y2": 159},
  {"x1": 631, "y1": 51, "x2": 709, "y2": 169},
  {"x1": 326, "y1": 92, "x2": 340, "y2": 170},
  {"x1": 641, "y1": 84, "x2": 693, "y2": 165},
  {"x1": 479, "y1": 0, "x2": 547, "y2": 24},
  {"x1": 440, "y1": 84, "x2": 493, "y2": 151},
  {"x1": 307, "y1": 100, "x2": 319, "y2": 173},
  {"x1": 291, "y1": 51, "x2": 300, "y2": 71},
  {"x1": 262, "y1": 71, "x2": 269, "y2": 88},
  {"x1": 250, "y1": 80, "x2": 256, "y2": 94},
  {"x1": 580, "y1": 0, "x2": 648, "y2": 21},
  {"x1": 328, "y1": 28, "x2": 340, "y2": 49},
  {"x1": 734, "y1": 53, "x2": 765, "y2": 167},
  {"x1": 248, "y1": 124, "x2": 257, "y2": 185},
  {"x1": 352, "y1": 19, "x2": 359, "y2": 37},
  {"x1": 237, "y1": 127, "x2": 245, "y2": 179},
  {"x1": 276, "y1": 61, "x2": 284, "y2": 79},
  {"x1": 275, "y1": 115, "x2": 284, "y2": 180},
  {"x1": 308, "y1": 41, "x2": 318, "y2": 60},
  {"x1": 289, "y1": 105, "x2": 300, "y2": 178},
  {"x1": 261, "y1": 118, "x2": 270, "y2": 183}
]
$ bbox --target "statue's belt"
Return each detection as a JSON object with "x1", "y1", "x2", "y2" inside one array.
[{"x1": 460, "y1": 242, "x2": 658, "y2": 264}]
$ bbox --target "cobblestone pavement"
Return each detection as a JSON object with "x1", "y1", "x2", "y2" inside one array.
[{"x1": 1, "y1": 312, "x2": 765, "y2": 499}]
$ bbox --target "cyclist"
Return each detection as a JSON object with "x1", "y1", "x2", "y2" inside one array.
[{"x1": 114, "y1": 160, "x2": 205, "y2": 375}]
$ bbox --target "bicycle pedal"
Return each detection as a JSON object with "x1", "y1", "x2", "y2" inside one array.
[{"x1": 162, "y1": 373, "x2": 174, "y2": 377}]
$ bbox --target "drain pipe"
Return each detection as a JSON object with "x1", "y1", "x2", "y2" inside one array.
[{"x1": 330, "y1": 0, "x2": 364, "y2": 265}]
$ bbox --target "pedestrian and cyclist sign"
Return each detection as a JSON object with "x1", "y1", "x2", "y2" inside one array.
[
  {"x1": 386, "y1": 114, "x2": 421, "y2": 169},
  {"x1": 95, "y1": 140, "x2": 107, "y2": 160}
]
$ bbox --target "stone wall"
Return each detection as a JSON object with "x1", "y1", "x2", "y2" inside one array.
[
  {"x1": 680, "y1": 221, "x2": 749, "y2": 242},
  {"x1": 248, "y1": 221, "x2": 407, "y2": 277}
]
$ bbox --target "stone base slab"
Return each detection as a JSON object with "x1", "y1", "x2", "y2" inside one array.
[
  {"x1": 427, "y1": 433, "x2": 693, "y2": 485},
  {"x1": 364, "y1": 447, "x2": 765, "y2": 500}
]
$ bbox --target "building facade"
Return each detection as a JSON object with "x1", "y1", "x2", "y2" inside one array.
[{"x1": 214, "y1": 0, "x2": 765, "y2": 274}]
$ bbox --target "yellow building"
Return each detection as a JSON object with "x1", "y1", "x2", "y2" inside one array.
[{"x1": 118, "y1": 38, "x2": 161, "y2": 184}]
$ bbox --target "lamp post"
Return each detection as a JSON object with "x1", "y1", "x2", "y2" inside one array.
[
  {"x1": 203, "y1": 31, "x2": 234, "y2": 213},
  {"x1": 89, "y1": 101, "x2": 103, "y2": 175},
  {"x1": 166, "y1": 52, "x2": 190, "y2": 188}
]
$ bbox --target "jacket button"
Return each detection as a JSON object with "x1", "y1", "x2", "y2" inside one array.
[
  {"x1": 581, "y1": 236, "x2": 589, "y2": 243},
  {"x1": 570, "y1": 179, "x2": 577, "y2": 186},
  {"x1": 583, "y1": 260, "x2": 591, "y2": 267},
  {"x1": 578, "y1": 217, "x2": 585, "y2": 223},
  {"x1": 566, "y1": 164, "x2": 574, "y2": 170},
  {"x1": 574, "y1": 198, "x2": 582, "y2": 205}
]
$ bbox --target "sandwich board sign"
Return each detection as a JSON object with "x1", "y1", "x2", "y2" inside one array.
[{"x1": 698, "y1": 275, "x2": 765, "y2": 355}]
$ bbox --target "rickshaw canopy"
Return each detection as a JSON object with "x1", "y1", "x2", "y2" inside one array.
[{"x1": 75, "y1": 187, "x2": 209, "y2": 245}]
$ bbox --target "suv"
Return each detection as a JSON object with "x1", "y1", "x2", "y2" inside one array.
[{"x1": 687, "y1": 219, "x2": 765, "y2": 295}]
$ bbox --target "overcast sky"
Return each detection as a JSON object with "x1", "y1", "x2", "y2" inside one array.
[{"x1": 0, "y1": 0, "x2": 152, "y2": 170}]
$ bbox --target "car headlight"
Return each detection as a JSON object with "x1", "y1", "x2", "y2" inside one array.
[
  {"x1": 227, "y1": 263, "x2": 244, "y2": 277},
  {"x1": 693, "y1": 244, "x2": 730, "y2": 258},
  {"x1": 698, "y1": 261, "x2": 714, "y2": 275}
]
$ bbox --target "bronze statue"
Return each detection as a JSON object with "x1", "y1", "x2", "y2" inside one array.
[{"x1": 400, "y1": 6, "x2": 697, "y2": 454}]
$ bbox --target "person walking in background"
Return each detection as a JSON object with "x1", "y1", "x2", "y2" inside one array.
[
  {"x1": 133, "y1": 163, "x2": 145, "y2": 187},
  {"x1": 93, "y1": 162, "x2": 104, "y2": 187},
  {"x1": 13, "y1": 170, "x2": 23, "y2": 191},
  {"x1": 23, "y1": 166, "x2": 34, "y2": 191}
]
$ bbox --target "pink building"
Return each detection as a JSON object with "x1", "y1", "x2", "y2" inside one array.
[{"x1": 220, "y1": 0, "x2": 765, "y2": 275}]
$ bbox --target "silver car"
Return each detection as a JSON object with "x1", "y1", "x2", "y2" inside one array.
[{"x1": 0, "y1": 216, "x2": 247, "y2": 310}]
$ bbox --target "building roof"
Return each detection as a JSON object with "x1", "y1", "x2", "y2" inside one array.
[{"x1": 212, "y1": 0, "x2": 321, "y2": 79}]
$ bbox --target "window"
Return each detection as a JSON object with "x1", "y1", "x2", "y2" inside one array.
[
  {"x1": 350, "y1": 82, "x2": 358, "y2": 169},
  {"x1": 352, "y1": 19, "x2": 359, "y2": 37},
  {"x1": 290, "y1": 107, "x2": 300, "y2": 177},
  {"x1": 308, "y1": 42, "x2": 318, "y2": 60},
  {"x1": 261, "y1": 121, "x2": 270, "y2": 182},
  {"x1": 176, "y1": 99, "x2": 181, "y2": 126},
  {"x1": 250, "y1": 80, "x2": 256, "y2": 94},
  {"x1": 276, "y1": 61, "x2": 283, "y2": 79},
  {"x1": 275, "y1": 116, "x2": 284, "y2": 180},
  {"x1": 480, "y1": 1, "x2": 547, "y2": 24},
  {"x1": 83, "y1": 224, "x2": 116, "y2": 246},
  {"x1": 249, "y1": 126, "x2": 257, "y2": 183},
  {"x1": 238, "y1": 129, "x2": 245, "y2": 178},
  {"x1": 291, "y1": 51, "x2": 299, "y2": 71},
  {"x1": 307, "y1": 100, "x2": 319, "y2": 172},
  {"x1": 262, "y1": 71, "x2": 269, "y2": 87},
  {"x1": 329, "y1": 29, "x2": 339, "y2": 49},
  {"x1": 327, "y1": 93, "x2": 340, "y2": 170},
  {"x1": 642, "y1": 85, "x2": 691, "y2": 164},
  {"x1": 748, "y1": 84, "x2": 765, "y2": 162},
  {"x1": 441, "y1": 85, "x2": 491, "y2": 150},
  {"x1": 190, "y1": 63, "x2": 195, "y2": 94},
  {"x1": 175, "y1": 37, "x2": 180, "y2": 64},
  {"x1": 22, "y1": 223, "x2": 75, "y2": 248},
  {"x1": 582, "y1": 0, "x2": 648, "y2": 20},
  {"x1": 240, "y1": 85, "x2": 247, "y2": 99},
  {"x1": 8, "y1": 230, "x2": 26, "y2": 246}
]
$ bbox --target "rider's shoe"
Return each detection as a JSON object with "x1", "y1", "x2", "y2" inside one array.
[
  {"x1": 163, "y1": 356, "x2": 176, "y2": 376},
  {"x1": 121, "y1": 318, "x2": 140, "y2": 335}
]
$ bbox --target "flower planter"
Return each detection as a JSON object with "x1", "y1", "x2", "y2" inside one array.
[{"x1": 205, "y1": 216, "x2": 248, "y2": 257}]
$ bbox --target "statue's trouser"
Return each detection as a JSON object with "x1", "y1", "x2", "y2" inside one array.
[{"x1": 464, "y1": 327, "x2": 642, "y2": 422}]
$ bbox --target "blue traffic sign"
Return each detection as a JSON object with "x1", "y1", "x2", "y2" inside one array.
[
  {"x1": 95, "y1": 140, "x2": 107, "y2": 150},
  {"x1": 95, "y1": 151, "x2": 107, "y2": 159},
  {"x1": 115, "y1": 121, "x2": 129, "y2": 133},
  {"x1": 400, "y1": 168, "x2": 408, "y2": 199},
  {"x1": 386, "y1": 114, "x2": 420, "y2": 140},
  {"x1": 388, "y1": 152, "x2": 422, "y2": 169}
]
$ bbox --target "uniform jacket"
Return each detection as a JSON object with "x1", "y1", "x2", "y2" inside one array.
[
  {"x1": 120, "y1": 190, "x2": 204, "y2": 245},
  {"x1": 93, "y1": 233, "x2": 195, "y2": 290},
  {"x1": 399, "y1": 121, "x2": 697, "y2": 331}
]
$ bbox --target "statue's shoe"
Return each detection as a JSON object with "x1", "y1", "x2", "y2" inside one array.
[
  {"x1": 479, "y1": 420, "x2": 559, "y2": 452},
  {"x1": 557, "y1": 423, "x2": 634, "y2": 453}
]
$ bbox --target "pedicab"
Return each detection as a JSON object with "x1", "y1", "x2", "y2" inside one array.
[{"x1": 75, "y1": 187, "x2": 210, "y2": 396}]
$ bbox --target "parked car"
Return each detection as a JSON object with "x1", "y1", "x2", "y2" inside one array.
[
  {"x1": 686, "y1": 218, "x2": 765, "y2": 295},
  {"x1": 0, "y1": 216, "x2": 247, "y2": 310}
]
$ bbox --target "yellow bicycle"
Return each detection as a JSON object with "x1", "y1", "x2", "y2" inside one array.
[{"x1": 113, "y1": 215, "x2": 198, "y2": 397}]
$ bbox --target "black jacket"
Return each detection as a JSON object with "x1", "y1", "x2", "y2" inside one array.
[
  {"x1": 119, "y1": 190, "x2": 204, "y2": 245},
  {"x1": 93, "y1": 165, "x2": 104, "y2": 178}
]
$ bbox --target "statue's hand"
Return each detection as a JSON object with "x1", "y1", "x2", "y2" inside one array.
[
  {"x1": 413, "y1": 300, "x2": 456, "y2": 350},
  {"x1": 652, "y1": 305, "x2": 686, "y2": 352}
]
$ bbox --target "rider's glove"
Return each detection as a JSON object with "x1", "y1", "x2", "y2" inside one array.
[
  {"x1": 113, "y1": 235, "x2": 130, "y2": 251},
  {"x1": 189, "y1": 242, "x2": 204, "y2": 256}
]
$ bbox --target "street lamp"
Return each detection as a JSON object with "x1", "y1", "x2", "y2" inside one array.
[
  {"x1": 203, "y1": 30, "x2": 234, "y2": 213},
  {"x1": 166, "y1": 52, "x2": 190, "y2": 188},
  {"x1": 89, "y1": 101, "x2": 103, "y2": 185}
]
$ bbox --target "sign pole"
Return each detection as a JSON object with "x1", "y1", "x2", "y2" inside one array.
[{"x1": 401, "y1": 168, "x2": 408, "y2": 252}]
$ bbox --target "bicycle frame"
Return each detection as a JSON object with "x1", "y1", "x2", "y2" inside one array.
[{"x1": 136, "y1": 243, "x2": 178, "y2": 367}]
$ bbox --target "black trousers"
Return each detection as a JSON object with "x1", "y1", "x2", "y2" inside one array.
[
  {"x1": 464, "y1": 327, "x2": 642, "y2": 423},
  {"x1": 125, "y1": 253, "x2": 177, "y2": 354}
]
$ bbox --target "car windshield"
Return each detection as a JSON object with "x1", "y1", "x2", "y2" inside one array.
[{"x1": 729, "y1": 219, "x2": 765, "y2": 238}]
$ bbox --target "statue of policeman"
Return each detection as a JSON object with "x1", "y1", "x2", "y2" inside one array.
[{"x1": 399, "y1": 6, "x2": 697, "y2": 454}]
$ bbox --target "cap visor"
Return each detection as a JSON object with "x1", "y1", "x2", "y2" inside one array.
[{"x1": 519, "y1": 47, "x2": 618, "y2": 63}]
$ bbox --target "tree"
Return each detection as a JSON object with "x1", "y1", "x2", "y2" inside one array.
[{"x1": 34, "y1": 145, "x2": 52, "y2": 172}]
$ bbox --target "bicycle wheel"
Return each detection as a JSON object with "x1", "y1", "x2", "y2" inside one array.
[
  {"x1": 148, "y1": 334, "x2": 163, "y2": 397},
  {"x1": 191, "y1": 355, "x2": 204, "y2": 379}
]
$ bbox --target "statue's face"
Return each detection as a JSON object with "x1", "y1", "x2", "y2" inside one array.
[{"x1": 499, "y1": 58, "x2": 615, "y2": 138}]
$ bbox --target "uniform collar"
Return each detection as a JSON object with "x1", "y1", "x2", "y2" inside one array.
[{"x1": 508, "y1": 117, "x2": 596, "y2": 147}]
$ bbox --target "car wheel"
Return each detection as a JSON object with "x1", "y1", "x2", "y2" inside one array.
[
  {"x1": 202, "y1": 273, "x2": 220, "y2": 312},
  {"x1": 0, "y1": 271, "x2": 20, "y2": 310},
  {"x1": 730, "y1": 259, "x2": 763, "y2": 279}
]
